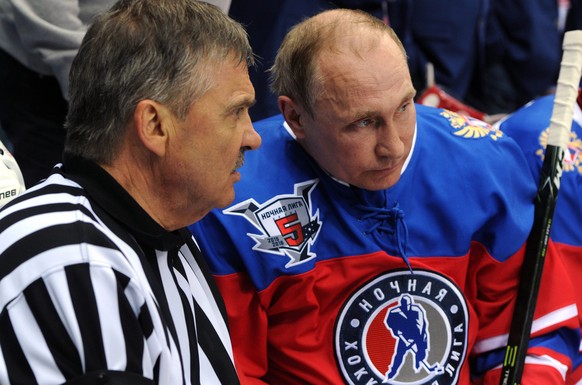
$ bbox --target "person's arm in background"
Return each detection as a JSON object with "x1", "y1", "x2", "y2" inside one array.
[
  {"x1": 8, "y1": 0, "x2": 232, "y2": 101},
  {"x1": 7, "y1": 0, "x2": 112, "y2": 99},
  {"x1": 480, "y1": 0, "x2": 561, "y2": 112}
]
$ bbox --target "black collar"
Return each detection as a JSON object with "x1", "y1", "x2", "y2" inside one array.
[{"x1": 61, "y1": 153, "x2": 187, "y2": 251}]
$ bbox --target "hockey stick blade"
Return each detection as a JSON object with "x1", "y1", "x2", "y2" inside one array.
[{"x1": 499, "y1": 30, "x2": 582, "y2": 385}]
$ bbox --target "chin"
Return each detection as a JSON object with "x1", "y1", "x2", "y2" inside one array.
[
  {"x1": 361, "y1": 176, "x2": 400, "y2": 191},
  {"x1": 215, "y1": 190, "x2": 236, "y2": 209}
]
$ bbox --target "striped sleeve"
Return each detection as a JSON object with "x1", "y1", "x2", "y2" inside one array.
[
  {"x1": 0, "y1": 185, "x2": 160, "y2": 384},
  {"x1": 0, "y1": 259, "x2": 160, "y2": 384}
]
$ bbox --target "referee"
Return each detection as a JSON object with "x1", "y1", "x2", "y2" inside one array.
[{"x1": 0, "y1": 1, "x2": 261, "y2": 384}]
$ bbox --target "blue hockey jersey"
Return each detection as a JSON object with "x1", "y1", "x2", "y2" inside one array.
[{"x1": 190, "y1": 105, "x2": 579, "y2": 385}]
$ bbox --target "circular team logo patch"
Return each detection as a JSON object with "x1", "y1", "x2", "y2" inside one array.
[{"x1": 335, "y1": 270, "x2": 469, "y2": 385}]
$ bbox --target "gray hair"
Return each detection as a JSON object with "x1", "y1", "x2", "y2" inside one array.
[
  {"x1": 269, "y1": 9, "x2": 405, "y2": 117},
  {"x1": 65, "y1": 0, "x2": 254, "y2": 164}
]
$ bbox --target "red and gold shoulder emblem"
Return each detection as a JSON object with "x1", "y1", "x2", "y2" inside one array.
[
  {"x1": 537, "y1": 128, "x2": 582, "y2": 175},
  {"x1": 440, "y1": 110, "x2": 503, "y2": 140}
]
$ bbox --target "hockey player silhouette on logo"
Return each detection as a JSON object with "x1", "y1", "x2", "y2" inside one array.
[{"x1": 384, "y1": 294, "x2": 443, "y2": 382}]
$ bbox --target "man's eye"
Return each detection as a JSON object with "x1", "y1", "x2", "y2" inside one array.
[
  {"x1": 234, "y1": 107, "x2": 246, "y2": 118},
  {"x1": 355, "y1": 118, "x2": 373, "y2": 128},
  {"x1": 398, "y1": 103, "x2": 410, "y2": 113}
]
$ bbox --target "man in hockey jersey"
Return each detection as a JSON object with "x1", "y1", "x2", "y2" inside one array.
[
  {"x1": 0, "y1": 1, "x2": 261, "y2": 384},
  {"x1": 189, "y1": 9, "x2": 580, "y2": 385},
  {"x1": 496, "y1": 91, "x2": 582, "y2": 385}
]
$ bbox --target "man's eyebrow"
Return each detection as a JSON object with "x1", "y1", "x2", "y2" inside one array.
[
  {"x1": 352, "y1": 110, "x2": 376, "y2": 121},
  {"x1": 224, "y1": 96, "x2": 256, "y2": 116},
  {"x1": 230, "y1": 96, "x2": 256, "y2": 109},
  {"x1": 403, "y1": 89, "x2": 417, "y2": 103},
  {"x1": 348, "y1": 90, "x2": 417, "y2": 123}
]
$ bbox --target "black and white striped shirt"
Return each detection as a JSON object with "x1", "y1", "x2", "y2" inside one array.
[{"x1": 0, "y1": 157, "x2": 240, "y2": 385}]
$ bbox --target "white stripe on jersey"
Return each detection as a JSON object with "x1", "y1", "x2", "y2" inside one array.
[
  {"x1": 198, "y1": 348, "x2": 221, "y2": 385},
  {"x1": 91, "y1": 266, "x2": 127, "y2": 370},
  {"x1": 474, "y1": 304, "x2": 579, "y2": 354},
  {"x1": 0, "y1": 344, "x2": 9, "y2": 384},
  {"x1": 9, "y1": 295, "x2": 66, "y2": 383},
  {"x1": 44, "y1": 269, "x2": 85, "y2": 366},
  {"x1": 181, "y1": 243, "x2": 233, "y2": 355},
  {"x1": 531, "y1": 304, "x2": 578, "y2": 334},
  {"x1": 155, "y1": 250, "x2": 189, "y2": 384},
  {"x1": 524, "y1": 355, "x2": 568, "y2": 379}
]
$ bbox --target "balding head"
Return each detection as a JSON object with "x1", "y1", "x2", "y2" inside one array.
[
  {"x1": 270, "y1": 9, "x2": 407, "y2": 116},
  {"x1": 307, "y1": 9, "x2": 406, "y2": 57}
]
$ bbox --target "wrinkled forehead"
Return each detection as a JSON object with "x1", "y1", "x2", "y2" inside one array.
[
  {"x1": 311, "y1": 33, "x2": 413, "y2": 117},
  {"x1": 315, "y1": 32, "x2": 406, "y2": 85}
]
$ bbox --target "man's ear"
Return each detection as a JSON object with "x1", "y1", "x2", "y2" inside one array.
[
  {"x1": 133, "y1": 100, "x2": 170, "y2": 157},
  {"x1": 278, "y1": 95, "x2": 306, "y2": 139}
]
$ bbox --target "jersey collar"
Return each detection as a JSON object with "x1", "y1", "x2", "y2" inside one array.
[{"x1": 61, "y1": 153, "x2": 186, "y2": 251}]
